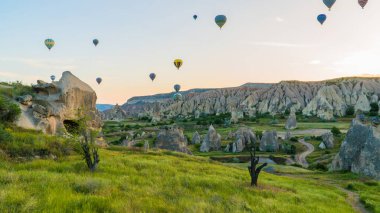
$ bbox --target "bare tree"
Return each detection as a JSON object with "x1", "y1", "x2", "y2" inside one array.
[
  {"x1": 79, "y1": 129, "x2": 99, "y2": 172},
  {"x1": 248, "y1": 143, "x2": 267, "y2": 186}
]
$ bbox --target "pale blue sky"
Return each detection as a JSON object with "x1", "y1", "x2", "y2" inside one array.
[{"x1": 1, "y1": 0, "x2": 380, "y2": 104}]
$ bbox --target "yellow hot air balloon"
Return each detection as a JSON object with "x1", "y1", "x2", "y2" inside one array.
[{"x1": 174, "y1": 59, "x2": 183, "y2": 70}]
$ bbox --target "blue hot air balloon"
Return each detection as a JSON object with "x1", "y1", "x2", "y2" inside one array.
[
  {"x1": 149, "y1": 73, "x2": 156, "y2": 81},
  {"x1": 215, "y1": 15, "x2": 227, "y2": 29},
  {"x1": 174, "y1": 84, "x2": 181, "y2": 92},
  {"x1": 193, "y1": 15, "x2": 198, "y2": 20},
  {"x1": 323, "y1": 0, "x2": 336, "y2": 10},
  {"x1": 317, "y1": 14, "x2": 327, "y2": 25}
]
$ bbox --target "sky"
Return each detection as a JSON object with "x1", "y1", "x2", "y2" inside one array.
[{"x1": 1, "y1": 0, "x2": 380, "y2": 104}]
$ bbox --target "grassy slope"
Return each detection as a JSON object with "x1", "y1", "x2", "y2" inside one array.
[{"x1": 0, "y1": 148, "x2": 357, "y2": 213}]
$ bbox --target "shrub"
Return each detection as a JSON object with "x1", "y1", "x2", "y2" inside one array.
[
  {"x1": 369, "y1": 103, "x2": 379, "y2": 116},
  {"x1": 345, "y1": 105, "x2": 355, "y2": 116},
  {"x1": 331, "y1": 127, "x2": 341, "y2": 136},
  {"x1": 0, "y1": 96, "x2": 21, "y2": 123}
]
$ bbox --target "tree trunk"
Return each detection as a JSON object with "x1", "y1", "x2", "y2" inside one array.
[{"x1": 248, "y1": 147, "x2": 267, "y2": 186}]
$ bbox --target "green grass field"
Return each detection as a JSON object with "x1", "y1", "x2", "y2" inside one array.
[{"x1": 0, "y1": 148, "x2": 371, "y2": 213}]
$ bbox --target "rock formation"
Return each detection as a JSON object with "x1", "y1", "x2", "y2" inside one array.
[
  {"x1": 16, "y1": 71, "x2": 101, "y2": 134},
  {"x1": 154, "y1": 126, "x2": 191, "y2": 154},
  {"x1": 191, "y1": 131, "x2": 201, "y2": 144},
  {"x1": 225, "y1": 127, "x2": 256, "y2": 153},
  {"x1": 285, "y1": 110, "x2": 297, "y2": 130},
  {"x1": 331, "y1": 119, "x2": 380, "y2": 180},
  {"x1": 321, "y1": 132, "x2": 334, "y2": 149},
  {"x1": 118, "y1": 77, "x2": 380, "y2": 121},
  {"x1": 101, "y1": 104, "x2": 127, "y2": 121},
  {"x1": 200, "y1": 125, "x2": 221, "y2": 152},
  {"x1": 259, "y1": 131, "x2": 279, "y2": 152}
]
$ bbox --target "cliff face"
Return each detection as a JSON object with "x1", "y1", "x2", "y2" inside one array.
[
  {"x1": 16, "y1": 71, "x2": 102, "y2": 134},
  {"x1": 103, "y1": 77, "x2": 380, "y2": 121}
]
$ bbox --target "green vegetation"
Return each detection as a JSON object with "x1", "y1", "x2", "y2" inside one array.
[
  {"x1": 0, "y1": 148, "x2": 363, "y2": 212},
  {"x1": 0, "y1": 96, "x2": 21, "y2": 124},
  {"x1": 370, "y1": 103, "x2": 379, "y2": 116}
]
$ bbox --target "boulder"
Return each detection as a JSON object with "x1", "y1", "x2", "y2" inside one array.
[
  {"x1": 155, "y1": 126, "x2": 191, "y2": 154},
  {"x1": 16, "y1": 71, "x2": 102, "y2": 134},
  {"x1": 321, "y1": 132, "x2": 334, "y2": 149},
  {"x1": 285, "y1": 111, "x2": 297, "y2": 130},
  {"x1": 260, "y1": 131, "x2": 279, "y2": 152},
  {"x1": 191, "y1": 131, "x2": 201, "y2": 144},
  {"x1": 319, "y1": 142, "x2": 326, "y2": 150},
  {"x1": 200, "y1": 125, "x2": 221, "y2": 152},
  {"x1": 331, "y1": 119, "x2": 380, "y2": 180}
]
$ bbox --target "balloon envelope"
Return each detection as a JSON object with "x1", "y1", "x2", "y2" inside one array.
[
  {"x1": 174, "y1": 84, "x2": 181, "y2": 92},
  {"x1": 317, "y1": 14, "x2": 327, "y2": 25},
  {"x1": 149, "y1": 73, "x2": 156, "y2": 81},
  {"x1": 193, "y1": 15, "x2": 198, "y2": 20},
  {"x1": 215, "y1": 15, "x2": 227, "y2": 29},
  {"x1": 45, "y1": 39, "x2": 55, "y2": 50},
  {"x1": 93, "y1": 39, "x2": 99, "y2": 46},
  {"x1": 323, "y1": 0, "x2": 336, "y2": 10},
  {"x1": 174, "y1": 59, "x2": 183, "y2": 70},
  {"x1": 358, "y1": 0, "x2": 368, "y2": 8},
  {"x1": 50, "y1": 75, "x2": 55, "y2": 81},
  {"x1": 96, "y1": 77, "x2": 102, "y2": 85}
]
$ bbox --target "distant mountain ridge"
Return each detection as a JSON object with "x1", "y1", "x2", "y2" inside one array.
[
  {"x1": 96, "y1": 104, "x2": 114, "y2": 112},
  {"x1": 102, "y1": 77, "x2": 380, "y2": 121}
]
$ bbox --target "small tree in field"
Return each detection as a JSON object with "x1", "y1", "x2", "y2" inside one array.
[{"x1": 247, "y1": 142, "x2": 268, "y2": 186}]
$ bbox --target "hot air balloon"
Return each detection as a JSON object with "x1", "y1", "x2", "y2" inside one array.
[
  {"x1": 174, "y1": 59, "x2": 183, "y2": 70},
  {"x1": 93, "y1": 39, "x2": 99, "y2": 46},
  {"x1": 50, "y1": 75, "x2": 55, "y2": 81},
  {"x1": 174, "y1": 84, "x2": 181, "y2": 92},
  {"x1": 215, "y1": 15, "x2": 227, "y2": 29},
  {"x1": 323, "y1": 0, "x2": 336, "y2": 11},
  {"x1": 173, "y1": 93, "x2": 183, "y2": 101},
  {"x1": 149, "y1": 73, "x2": 156, "y2": 81},
  {"x1": 358, "y1": 0, "x2": 368, "y2": 9},
  {"x1": 96, "y1": 77, "x2": 102, "y2": 85},
  {"x1": 193, "y1": 15, "x2": 198, "y2": 20},
  {"x1": 44, "y1": 39, "x2": 55, "y2": 51},
  {"x1": 317, "y1": 14, "x2": 327, "y2": 25}
]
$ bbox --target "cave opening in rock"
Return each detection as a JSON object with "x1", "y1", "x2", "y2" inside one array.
[{"x1": 63, "y1": 120, "x2": 80, "y2": 135}]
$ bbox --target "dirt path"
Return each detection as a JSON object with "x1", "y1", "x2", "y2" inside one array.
[{"x1": 295, "y1": 139, "x2": 314, "y2": 168}]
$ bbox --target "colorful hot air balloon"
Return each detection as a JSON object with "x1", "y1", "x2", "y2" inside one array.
[
  {"x1": 193, "y1": 15, "x2": 198, "y2": 20},
  {"x1": 149, "y1": 73, "x2": 156, "y2": 81},
  {"x1": 317, "y1": 14, "x2": 327, "y2": 25},
  {"x1": 45, "y1": 39, "x2": 55, "y2": 50},
  {"x1": 173, "y1": 93, "x2": 183, "y2": 101},
  {"x1": 174, "y1": 59, "x2": 183, "y2": 70},
  {"x1": 323, "y1": 0, "x2": 336, "y2": 11},
  {"x1": 93, "y1": 39, "x2": 99, "y2": 46},
  {"x1": 215, "y1": 15, "x2": 227, "y2": 29},
  {"x1": 358, "y1": 0, "x2": 368, "y2": 9},
  {"x1": 50, "y1": 75, "x2": 55, "y2": 81},
  {"x1": 174, "y1": 84, "x2": 181, "y2": 92},
  {"x1": 96, "y1": 77, "x2": 102, "y2": 85}
]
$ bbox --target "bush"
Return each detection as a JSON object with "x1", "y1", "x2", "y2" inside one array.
[
  {"x1": 369, "y1": 103, "x2": 379, "y2": 116},
  {"x1": 331, "y1": 127, "x2": 341, "y2": 136},
  {"x1": 290, "y1": 137, "x2": 298, "y2": 142},
  {"x1": 345, "y1": 105, "x2": 355, "y2": 116},
  {"x1": 0, "y1": 96, "x2": 21, "y2": 123}
]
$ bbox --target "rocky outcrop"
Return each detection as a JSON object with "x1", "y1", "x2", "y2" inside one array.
[
  {"x1": 119, "y1": 77, "x2": 380, "y2": 121},
  {"x1": 260, "y1": 131, "x2": 279, "y2": 152},
  {"x1": 285, "y1": 111, "x2": 297, "y2": 130},
  {"x1": 154, "y1": 126, "x2": 191, "y2": 154},
  {"x1": 321, "y1": 132, "x2": 334, "y2": 149},
  {"x1": 200, "y1": 125, "x2": 221, "y2": 152},
  {"x1": 191, "y1": 131, "x2": 201, "y2": 144},
  {"x1": 16, "y1": 71, "x2": 101, "y2": 134},
  {"x1": 331, "y1": 119, "x2": 380, "y2": 180},
  {"x1": 101, "y1": 104, "x2": 127, "y2": 121}
]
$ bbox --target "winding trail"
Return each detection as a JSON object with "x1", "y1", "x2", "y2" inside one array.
[{"x1": 295, "y1": 139, "x2": 314, "y2": 168}]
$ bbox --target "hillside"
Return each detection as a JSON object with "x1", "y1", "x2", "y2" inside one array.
[
  {"x1": 102, "y1": 77, "x2": 380, "y2": 121},
  {"x1": 0, "y1": 147, "x2": 372, "y2": 212}
]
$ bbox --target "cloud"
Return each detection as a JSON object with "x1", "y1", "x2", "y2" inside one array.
[
  {"x1": 275, "y1": 17, "x2": 284, "y2": 22},
  {"x1": 247, "y1": 41, "x2": 316, "y2": 48},
  {"x1": 309, "y1": 60, "x2": 321, "y2": 65}
]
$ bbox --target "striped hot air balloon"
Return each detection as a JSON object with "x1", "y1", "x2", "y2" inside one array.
[
  {"x1": 174, "y1": 59, "x2": 183, "y2": 70},
  {"x1": 44, "y1": 39, "x2": 55, "y2": 50}
]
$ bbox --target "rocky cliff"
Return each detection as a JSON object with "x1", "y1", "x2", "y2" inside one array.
[
  {"x1": 104, "y1": 77, "x2": 380, "y2": 121},
  {"x1": 16, "y1": 71, "x2": 102, "y2": 134}
]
